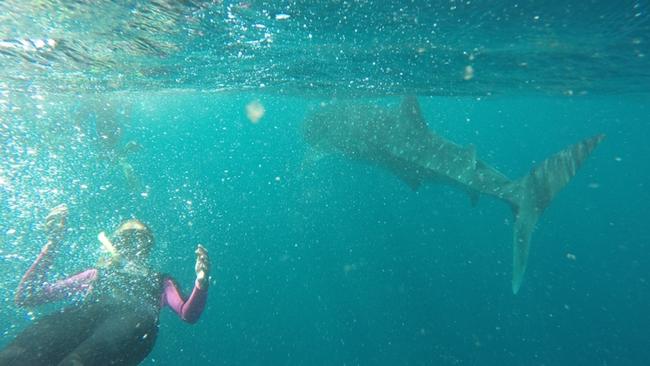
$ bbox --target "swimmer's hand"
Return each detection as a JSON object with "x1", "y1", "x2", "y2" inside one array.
[
  {"x1": 44, "y1": 203, "x2": 68, "y2": 243},
  {"x1": 195, "y1": 244, "x2": 210, "y2": 290}
]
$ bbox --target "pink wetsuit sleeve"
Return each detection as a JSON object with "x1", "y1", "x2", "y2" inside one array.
[
  {"x1": 161, "y1": 277, "x2": 208, "y2": 324},
  {"x1": 15, "y1": 242, "x2": 97, "y2": 307}
]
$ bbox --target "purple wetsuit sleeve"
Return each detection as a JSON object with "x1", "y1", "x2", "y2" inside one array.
[
  {"x1": 15, "y1": 242, "x2": 98, "y2": 307},
  {"x1": 161, "y1": 277, "x2": 208, "y2": 324},
  {"x1": 36, "y1": 269, "x2": 98, "y2": 304}
]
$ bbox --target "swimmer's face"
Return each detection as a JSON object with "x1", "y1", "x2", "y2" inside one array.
[{"x1": 112, "y1": 220, "x2": 154, "y2": 260}]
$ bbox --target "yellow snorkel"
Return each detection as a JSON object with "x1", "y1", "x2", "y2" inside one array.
[
  {"x1": 98, "y1": 231, "x2": 116, "y2": 255},
  {"x1": 98, "y1": 231, "x2": 121, "y2": 267},
  {"x1": 98, "y1": 224, "x2": 153, "y2": 274}
]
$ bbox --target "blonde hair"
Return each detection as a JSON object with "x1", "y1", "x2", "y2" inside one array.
[{"x1": 114, "y1": 219, "x2": 152, "y2": 238}]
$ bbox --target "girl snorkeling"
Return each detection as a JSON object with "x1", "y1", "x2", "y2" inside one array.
[{"x1": 0, "y1": 203, "x2": 210, "y2": 365}]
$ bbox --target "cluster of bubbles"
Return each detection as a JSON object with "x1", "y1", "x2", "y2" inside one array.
[{"x1": 0, "y1": 90, "x2": 148, "y2": 324}]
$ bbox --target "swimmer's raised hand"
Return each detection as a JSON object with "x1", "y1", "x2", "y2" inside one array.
[
  {"x1": 44, "y1": 203, "x2": 68, "y2": 244},
  {"x1": 195, "y1": 244, "x2": 210, "y2": 290}
]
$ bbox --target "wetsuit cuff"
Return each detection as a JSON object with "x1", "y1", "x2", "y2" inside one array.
[{"x1": 195, "y1": 279, "x2": 209, "y2": 291}]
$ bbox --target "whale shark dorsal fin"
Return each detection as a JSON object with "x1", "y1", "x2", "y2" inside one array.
[{"x1": 400, "y1": 96, "x2": 428, "y2": 132}]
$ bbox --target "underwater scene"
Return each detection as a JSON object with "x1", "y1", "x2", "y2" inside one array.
[{"x1": 1, "y1": 1, "x2": 649, "y2": 365}]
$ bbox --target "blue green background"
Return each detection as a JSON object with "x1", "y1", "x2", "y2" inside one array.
[{"x1": 1, "y1": 1, "x2": 649, "y2": 365}]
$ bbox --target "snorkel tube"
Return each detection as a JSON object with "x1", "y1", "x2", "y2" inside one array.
[
  {"x1": 98, "y1": 231, "x2": 122, "y2": 267},
  {"x1": 98, "y1": 231, "x2": 116, "y2": 255},
  {"x1": 98, "y1": 228, "x2": 151, "y2": 275}
]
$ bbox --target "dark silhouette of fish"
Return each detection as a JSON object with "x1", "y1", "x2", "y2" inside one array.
[{"x1": 302, "y1": 96, "x2": 604, "y2": 293}]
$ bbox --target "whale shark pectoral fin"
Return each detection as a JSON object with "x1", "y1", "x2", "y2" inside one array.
[
  {"x1": 397, "y1": 171, "x2": 423, "y2": 191},
  {"x1": 469, "y1": 190, "x2": 480, "y2": 207},
  {"x1": 388, "y1": 162, "x2": 424, "y2": 191}
]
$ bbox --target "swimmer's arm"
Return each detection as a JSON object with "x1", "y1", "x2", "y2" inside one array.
[
  {"x1": 36, "y1": 269, "x2": 98, "y2": 304},
  {"x1": 161, "y1": 277, "x2": 208, "y2": 324},
  {"x1": 15, "y1": 241, "x2": 57, "y2": 306},
  {"x1": 14, "y1": 241, "x2": 98, "y2": 307},
  {"x1": 15, "y1": 203, "x2": 89, "y2": 307}
]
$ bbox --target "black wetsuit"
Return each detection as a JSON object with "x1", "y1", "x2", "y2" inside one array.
[{"x1": 0, "y1": 268, "x2": 163, "y2": 366}]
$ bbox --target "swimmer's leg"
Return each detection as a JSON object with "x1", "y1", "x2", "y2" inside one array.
[
  {"x1": 58, "y1": 310, "x2": 158, "y2": 366},
  {"x1": 0, "y1": 307, "x2": 95, "y2": 366}
]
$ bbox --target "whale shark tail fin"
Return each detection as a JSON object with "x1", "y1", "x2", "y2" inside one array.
[{"x1": 510, "y1": 134, "x2": 605, "y2": 294}]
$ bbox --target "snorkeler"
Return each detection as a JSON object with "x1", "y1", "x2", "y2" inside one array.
[
  {"x1": 83, "y1": 97, "x2": 143, "y2": 190},
  {"x1": 0, "y1": 203, "x2": 210, "y2": 366}
]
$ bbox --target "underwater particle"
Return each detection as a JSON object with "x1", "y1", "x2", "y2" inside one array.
[
  {"x1": 343, "y1": 263, "x2": 358, "y2": 274},
  {"x1": 463, "y1": 65, "x2": 474, "y2": 80},
  {"x1": 245, "y1": 100, "x2": 266, "y2": 124},
  {"x1": 6, "y1": 228, "x2": 16, "y2": 235},
  {"x1": 275, "y1": 13, "x2": 290, "y2": 21},
  {"x1": 614, "y1": 156, "x2": 622, "y2": 162},
  {"x1": 587, "y1": 182, "x2": 600, "y2": 189},
  {"x1": 566, "y1": 253, "x2": 576, "y2": 261},
  {"x1": 274, "y1": 176, "x2": 281, "y2": 182}
]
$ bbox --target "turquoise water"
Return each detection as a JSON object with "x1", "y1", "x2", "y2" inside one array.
[{"x1": 1, "y1": 1, "x2": 650, "y2": 365}]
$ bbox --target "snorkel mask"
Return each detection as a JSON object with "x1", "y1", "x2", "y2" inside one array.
[{"x1": 97, "y1": 220, "x2": 154, "y2": 269}]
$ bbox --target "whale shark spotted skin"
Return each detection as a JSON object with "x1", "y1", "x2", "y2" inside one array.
[{"x1": 302, "y1": 97, "x2": 604, "y2": 293}]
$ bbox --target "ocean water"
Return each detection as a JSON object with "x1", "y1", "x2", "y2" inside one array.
[{"x1": 1, "y1": 1, "x2": 649, "y2": 365}]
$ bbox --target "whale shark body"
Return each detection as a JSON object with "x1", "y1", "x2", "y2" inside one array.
[{"x1": 302, "y1": 97, "x2": 604, "y2": 293}]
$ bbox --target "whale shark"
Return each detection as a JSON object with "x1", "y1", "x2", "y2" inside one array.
[{"x1": 302, "y1": 96, "x2": 604, "y2": 293}]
